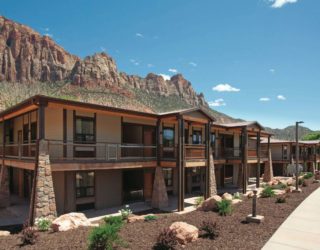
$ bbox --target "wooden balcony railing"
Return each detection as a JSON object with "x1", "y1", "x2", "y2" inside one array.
[
  {"x1": 0, "y1": 142, "x2": 37, "y2": 160},
  {"x1": 47, "y1": 140, "x2": 157, "y2": 161},
  {"x1": 185, "y1": 144, "x2": 206, "y2": 160}
]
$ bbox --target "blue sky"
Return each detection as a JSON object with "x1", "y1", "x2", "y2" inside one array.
[{"x1": 1, "y1": 0, "x2": 320, "y2": 130}]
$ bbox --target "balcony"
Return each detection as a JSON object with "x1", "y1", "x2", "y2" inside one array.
[
  {"x1": 0, "y1": 142, "x2": 37, "y2": 160},
  {"x1": 159, "y1": 144, "x2": 206, "y2": 161}
]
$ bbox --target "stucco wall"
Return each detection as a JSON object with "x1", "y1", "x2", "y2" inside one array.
[{"x1": 95, "y1": 169, "x2": 122, "y2": 209}]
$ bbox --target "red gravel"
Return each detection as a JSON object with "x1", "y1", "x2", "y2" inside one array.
[{"x1": 0, "y1": 179, "x2": 319, "y2": 250}]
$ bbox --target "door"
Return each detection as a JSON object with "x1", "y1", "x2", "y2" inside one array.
[
  {"x1": 123, "y1": 169, "x2": 144, "y2": 203},
  {"x1": 143, "y1": 127, "x2": 155, "y2": 158}
]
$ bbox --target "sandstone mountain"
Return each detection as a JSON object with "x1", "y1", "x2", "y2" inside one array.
[{"x1": 0, "y1": 15, "x2": 239, "y2": 124}]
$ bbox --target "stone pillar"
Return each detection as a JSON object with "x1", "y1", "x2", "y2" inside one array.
[
  {"x1": 263, "y1": 149, "x2": 274, "y2": 182},
  {"x1": 31, "y1": 140, "x2": 57, "y2": 220},
  {"x1": 208, "y1": 152, "x2": 217, "y2": 196},
  {"x1": 151, "y1": 167, "x2": 168, "y2": 209},
  {"x1": 0, "y1": 165, "x2": 10, "y2": 208}
]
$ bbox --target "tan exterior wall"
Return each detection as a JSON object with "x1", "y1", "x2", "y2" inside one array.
[
  {"x1": 95, "y1": 169, "x2": 122, "y2": 209},
  {"x1": 96, "y1": 113, "x2": 121, "y2": 143},
  {"x1": 65, "y1": 171, "x2": 76, "y2": 212},
  {"x1": 45, "y1": 107, "x2": 63, "y2": 140},
  {"x1": 52, "y1": 171, "x2": 65, "y2": 215},
  {"x1": 13, "y1": 116, "x2": 23, "y2": 143}
]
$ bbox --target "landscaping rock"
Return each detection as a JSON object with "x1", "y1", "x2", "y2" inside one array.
[
  {"x1": 222, "y1": 193, "x2": 233, "y2": 201},
  {"x1": 285, "y1": 186, "x2": 295, "y2": 193},
  {"x1": 197, "y1": 195, "x2": 222, "y2": 211},
  {"x1": 128, "y1": 214, "x2": 155, "y2": 223},
  {"x1": 0, "y1": 231, "x2": 10, "y2": 237},
  {"x1": 231, "y1": 199, "x2": 242, "y2": 205},
  {"x1": 246, "y1": 191, "x2": 254, "y2": 198},
  {"x1": 169, "y1": 222, "x2": 198, "y2": 245},
  {"x1": 52, "y1": 212, "x2": 93, "y2": 232},
  {"x1": 273, "y1": 189, "x2": 286, "y2": 196}
]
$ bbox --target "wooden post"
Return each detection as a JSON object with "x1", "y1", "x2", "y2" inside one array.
[
  {"x1": 205, "y1": 122, "x2": 211, "y2": 199},
  {"x1": 156, "y1": 118, "x2": 161, "y2": 166},
  {"x1": 256, "y1": 130, "x2": 261, "y2": 188},
  {"x1": 242, "y1": 127, "x2": 248, "y2": 194},
  {"x1": 177, "y1": 117, "x2": 185, "y2": 211}
]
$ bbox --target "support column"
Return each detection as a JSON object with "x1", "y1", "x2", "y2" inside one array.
[
  {"x1": 177, "y1": 117, "x2": 185, "y2": 211},
  {"x1": 205, "y1": 122, "x2": 211, "y2": 199},
  {"x1": 256, "y1": 130, "x2": 261, "y2": 188},
  {"x1": 263, "y1": 135, "x2": 274, "y2": 182},
  {"x1": 208, "y1": 147, "x2": 217, "y2": 196},
  {"x1": 30, "y1": 140, "x2": 57, "y2": 221},
  {"x1": 151, "y1": 167, "x2": 168, "y2": 208},
  {"x1": 0, "y1": 120, "x2": 9, "y2": 208},
  {"x1": 242, "y1": 127, "x2": 248, "y2": 194}
]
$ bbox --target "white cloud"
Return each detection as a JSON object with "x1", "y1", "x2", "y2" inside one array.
[
  {"x1": 100, "y1": 46, "x2": 106, "y2": 52},
  {"x1": 159, "y1": 74, "x2": 171, "y2": 81},
  {"x1": 189, "y1": 62, "x2": 197, "y2": 67},
  {"x1": 147, "y1": 63, "x2": 154, "y2": 68},
  {"x1": 269, "y1": 0, "x2": 298, "y2": 8},
  {"x1": 269, "y1": 68, "x2": 275, "y2": 74},
  {"x1": 136, "y1": 33, "x2": 144, "y2": 38},
  {"x1": 168, "y1": 68, "x2": 178, "y2": 73},
  {"x1": 44, "y1": 27, "x2": 50, "y2": 32},
  {"x1": 130, "y1": 59, "x2": 140, "y2": 66},
  {"x1": 259, "y1": 97, "x2": 271, "y2": 102},
  {"x1": 44, "y1": 33, "x2": 53, "y2": 38},
  {"x1": 212, "y1": 83, "x2": 240, "y2": 92},
  {"x1": 277, "y1": 95, "x2": 286, "y2": 100},
  {"x1": 208, "y1": 98, "x2": 226, "y2": 107}
]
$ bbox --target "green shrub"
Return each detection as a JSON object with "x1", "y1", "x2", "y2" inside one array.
[
  {"x1": 153, "y1": 228, "x2": 178, "y2": 250},
  {"x1": 194, "y1": 196, "x2": 204, "y2": 207},
  {"x1": 119, "y1": 205, "x2": 132, "y2": 220},
  {"x1": 88, "y1": 223, "x2": 123, "y2": 250},
  {"x1": 261, "y1": 187, "x2": 275, "y2": 198},
  {"x1": 199, "y1": 221, "x2": 219, "y2": 239},
  {"x1": 216, "y1": 200, "x2": 232, "y2": 216},
  {"x1": 304, "y1": 172, "x2": 314, "y2": 179},
  {"x1": 35, "y1": 217, "x2": 52, "y2": 232},
  {"x1": 233, "y1": 192, "x2": 241, "y2": 200},
  {"x1": 298, "y1": 178, "x2": 303, "y2": 186},
  {"x1": 144, "y1": 215, "x2": 157, "y2": 221},
  {"x1": 104, "y1": 215, "x2": 123, "y2": 228},
  {"x1": 275, "y1": 196, "x2": 286, "y2": 203}
]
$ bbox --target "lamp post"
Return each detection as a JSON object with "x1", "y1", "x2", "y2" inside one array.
[{"x1": 295, "y1": 121, "x2": 304, "y2": 191}]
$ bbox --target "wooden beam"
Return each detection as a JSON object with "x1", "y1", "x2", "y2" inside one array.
[
  {"x1": 182, "y1": 115, "x2": 209, "y2": 124},
  {"x1": 242, "y1": 127, "x2": 248, "y2": 194},
  {"x1": 177, "y1": 117, "x2": 185, "y2": 212},
  {"x1": 256, "y1": 130, "x2": 261, "y2": 188},
  {"x1": 2, "y1": 105, "x2": 38, "y2": 121}
]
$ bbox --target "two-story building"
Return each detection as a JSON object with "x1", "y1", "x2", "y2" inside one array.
[{"x1": 0, "y1": 95, "x2": 217, "y2": 223}]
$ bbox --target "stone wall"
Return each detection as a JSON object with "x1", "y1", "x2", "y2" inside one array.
[
  {"x1": 209, "y1": 152, "x2": 217, "y2": 196},
  {"x1": 32, "y1": 140, "x2": 57, "y2": 220},
  {"x1": 151, "y1": 167, "x2": 168, "y2": 209},
  {"x1": 263, "y1": 149, "x2": 274, "y2": 182}
]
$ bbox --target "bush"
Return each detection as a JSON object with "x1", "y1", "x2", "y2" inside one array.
[
  {"x1": 304, "y1": 172, "x2": 314, "y2": 179},
  {"x1": 153, "y1": 228, "x2": 178, "y2": 250},
  {"x1": 199, "y1": 221, "x2": 219, "y2": 239},
  {"x1": 216, "y1": 200, "x2": 232, "y2": 216},
  {"x1": 144, "y1": 215, "x2": 158, "y2": 221},
  {"x1": 19, "y1": 223, "x2": 38, "y2": 246},
  {"x1": 104, "y1": 215, "x2": 124, "y2": 228},
  {"x1": 298, "y1": 178, "x2": 303, "y2": 186},
  {"x1": 35, "y1": 217, "x2": 52, "y2": 232},
  {"x1": 233, "y1": 192, "x2": 241, "y2": 200},
  {"x1": 194, "y1": 196, "x2": 204, "y2": 207},
  {"x1": 271, "y1": 183, "x2": 287, "y2": 190},
  {"x1": 276, "y1": 196, "x2": 286, "y2": 203},
  {"x1": 261, "y1": 187, "x2": 275, "y2": 198},
  {"x1": 119, "y1": 205, "x2": 132, "y2": 220},
  {"x1": 88, "y1": 223, "x2": 123, "y2": 250}
]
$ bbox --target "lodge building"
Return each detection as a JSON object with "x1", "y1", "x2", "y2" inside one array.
[{"x1": 0, "y1": 95, "x2": 273, "y2": 222}]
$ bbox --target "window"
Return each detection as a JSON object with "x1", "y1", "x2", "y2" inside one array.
[
  {"x1": 30, "y1": 122, "x2": 37, "y2": 142},
  {"x1": 5, "y1": 120, "x2": 14, "y2": 143},
  {"x1": 283, "y1": 145, "x2": 288, "y2": 159},
  {"x1": 75, "y1": 116, "x2": 95, "y2": 143},
  {"x1": 76, "y1": 172, "x2": 95, "y2": 198},
  {"x1": 23, "y1": 124, "x2": 29, "y2": 143},
  {"x1": 192, "y1": 130, "x2": 202, "y2": 144},
  {"x1": 163, "y1": 168, "x2": 173, "y2": 187},
  {"x1": 163, "y1": 127, "x2": 175, "y2": 147}
]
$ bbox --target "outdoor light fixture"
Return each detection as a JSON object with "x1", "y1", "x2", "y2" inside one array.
[{"x1": 295, "y1": 121, "x2": 304, "y2": 192}]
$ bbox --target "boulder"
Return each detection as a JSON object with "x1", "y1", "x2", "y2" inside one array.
[
  {"x1": 0, "y1": 231, "x2": 10, "y2": 237},
  {"x1": 52, "y1": 212, "x2": 93, "y2": 232},
  {"x1": 285, "y1": 186, "x2": 295, "y2": 193},
  {"x1": 222, "y1": 193, "x2": 233, "y2": 201},
  {"x1": 197, "y1": 195, "x2": 222, "y2": 211},
  {"x1": 231, "y1": 199, "x2": 242, "y2": 205},
  {"x1": 169, "y1": 222, "x2": 198, "y2": 245},
  {"x1": 246, "y1": 191, "x2": 254, "y2": 198},
  {"x1": 127, "y1": 214, "x2": 155, "y2": 223}
]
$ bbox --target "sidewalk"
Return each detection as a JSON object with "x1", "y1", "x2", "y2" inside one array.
[{"x1": 262, "y1": 187, "x2": 320, "y2": 250}]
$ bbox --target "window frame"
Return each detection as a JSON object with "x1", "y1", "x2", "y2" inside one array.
[
  {"x1": 74, "y1": 115, "x2": 96, "y2": 144},
  {"x1": 163, "y1": 126, "x2": 175, "y2": 147},
  {"x1": 75, "y1": 171, "x2": 95, "y2": 199}
]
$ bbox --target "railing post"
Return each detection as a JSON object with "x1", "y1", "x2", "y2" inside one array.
[
  {"x1": 242, "y1": 126, "x2": 248, "y2": 194},
  {"x1": 256, "y1": 130, "x2": 261, "y2": 188}
]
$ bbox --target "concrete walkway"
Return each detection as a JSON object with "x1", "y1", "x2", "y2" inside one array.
[{"x1": 263, "y1": 187, "x2": 320, "y2": 250}]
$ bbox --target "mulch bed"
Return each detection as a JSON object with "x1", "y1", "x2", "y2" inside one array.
[{"x1": 0, "y1": 179, "x2": 319, "y2": 250}]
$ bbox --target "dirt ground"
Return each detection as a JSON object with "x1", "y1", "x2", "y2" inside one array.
[{"x1": 0, "y1": 179, "x2": 319, "y2": 250}]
